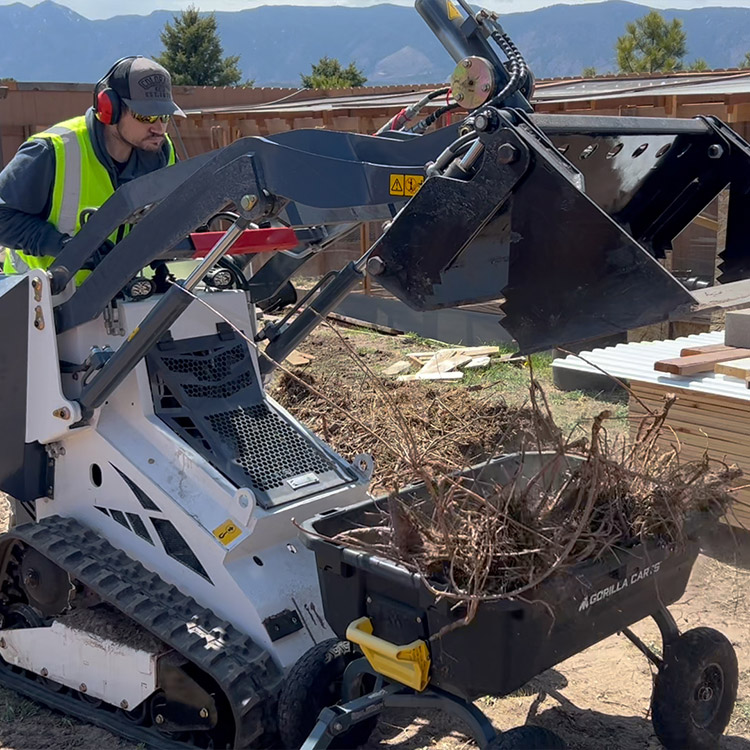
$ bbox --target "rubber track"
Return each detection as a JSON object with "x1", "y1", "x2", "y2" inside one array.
[{"x1": 0, "y1": 516, "x2": 284, "y2": 748}]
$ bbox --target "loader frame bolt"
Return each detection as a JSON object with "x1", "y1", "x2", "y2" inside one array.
[
  {"x1": 0, "y1": 639, "x2": 5, "y2": 649},
  {"x1": 120, "y1": 700, "x2": 129, "y2": 710},
  {"x1": 497, "y1": 144, "x2": 518, "y2": 165},
  {"x1": 708, "y1": 144, "x2": 724, "y2": 159},
  {"x1": 475, "y1": 112, "x2": 491, "y2": 132},
  {"x1": 240, "y1": 194, "x2": 258, "y2": 211},
  {"x1": 367, "y1": 257, "x2": 387, "y2": 277},
  {"x1": 41, "y1": 668, "x2": 48, "y2": 677},
  {"x1": 79, "y1": 683, "x2": 87, "y2": 693},
  {"x1": 23, "y1": 569, "x2": 39, "y2": 589},
  {"x1": 200, "y1": 708, "x2": 209, "y2": 719},
  {"x1": 155, "y1": 714, "x2": 165, "y2": 725}
]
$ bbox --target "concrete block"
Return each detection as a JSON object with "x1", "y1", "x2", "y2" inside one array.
[{"x1": 725, "y1": 310, "x2": 750, "y2": 348}]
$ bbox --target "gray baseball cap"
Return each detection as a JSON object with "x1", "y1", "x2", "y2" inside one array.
[{"x1": 109, "y1": 57, "x2": 185, "y2": 118}]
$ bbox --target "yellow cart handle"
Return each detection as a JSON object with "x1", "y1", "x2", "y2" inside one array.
[{"x1": 346, "y1": 616, "x2": 431, "y2": 692}]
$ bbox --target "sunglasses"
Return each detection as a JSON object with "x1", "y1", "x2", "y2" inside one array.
[{"x1": 130, "y1": 112, "x2": 171, "y2": 124}]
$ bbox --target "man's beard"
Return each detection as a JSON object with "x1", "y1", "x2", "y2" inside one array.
[{"x1": 117, "y1": 124, "x2": 163, "y2": 153}]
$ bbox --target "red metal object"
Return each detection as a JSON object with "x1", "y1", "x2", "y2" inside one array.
[{"x1": 189, "y1": 227, "x2": 298, "y2": 257}]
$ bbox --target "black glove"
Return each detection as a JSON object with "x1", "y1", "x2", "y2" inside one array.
[{"x1": 81, "y1": 239, "x2": 115, "y2": 271}]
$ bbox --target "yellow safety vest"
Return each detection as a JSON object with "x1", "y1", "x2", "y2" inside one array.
[{"x1": 3, "y1": 115, "x2": 175, "y2": 284}]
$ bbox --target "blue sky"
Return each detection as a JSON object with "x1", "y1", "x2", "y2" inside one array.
[{"x1": 3, "y1": 0, "x2": 749, "y2": 20}]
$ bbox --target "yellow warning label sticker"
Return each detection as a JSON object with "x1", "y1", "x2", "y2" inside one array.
[
  {"x1": 446, "y1": 0, "x2": 461, "y2": 21},
  {"x1": 389, "y1": 174, "x2": 405, "y2": 196},
  {"x1": 404, "y1": 175, "x2": 424, "y2": 197},
  {"x1": 213, "y1": 520, "x2": 242, "y2": 546},
  {"x1": 390, "y1": 174, "x2": 424, "y2": 197}
]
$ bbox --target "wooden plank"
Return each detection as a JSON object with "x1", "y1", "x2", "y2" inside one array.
[
  {"x1": 456, "y1": 346, "x2": 501, "y2": 357},
  {"x1": 285, "y1": 351, "x2": 313, "y2": 366},
  {"x1": 629, "y1": 400, "x2": 750, "y2": 438},
  {"x1": 397, "y1": 371, "x2": 464, "y2": 382},
  {"x1": 690, "y1": 277, "x2": 750, "y2": 312},
  {"x1": 646, "y1": 430, "x2": 750, "y2": 460},
  {"x1": 679, "y1": 344, "x2": 734, "y2": 357},
  {"x1": 631, "y1": 383, "x2": 750, "y2": 414},
  {"x1": 464, "y1": 356, "x2": 491, "y2": 369},
  {"x1": 326, "y1": 312, "x2": 402, "y2": 335},
  {"x1": 632, "y1": 393, "x2": 750, "y2": 423},
  {"x1": 715, "y1": 357, "x2": 750, "y2": 380},
  {"x1": 382, "y1": 361, "x2": 412, "y2": 376},
  {"x1": 628, "y1": 414, "x2": 750, "y2": 447},
  {"x1": 629, "y1": 394, "x2": 750, "y2": 424},
  {"x1": 417, "y1": 350, "x2": 467, "y2": 374},
  {"x1": 629, "y1": 408, "x2": 750, "y2": 442},
  {"x1": 694, "y1": 213, "x2": 719, "y2": 232},
  {"x1": 654, "y1": 348, "x2": 750, "y2": 375},
  {"x1": 419, "y1": 354, "x2": 473, "y2": 374},
  {"x1": 406, "y1": 345, "x2": 501, "y2": 360},
  {"x1": 407, "y1": 353, "x2": 432, "y2": 367}
]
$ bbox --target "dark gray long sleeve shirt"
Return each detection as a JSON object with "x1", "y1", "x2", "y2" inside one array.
[{"x1": 0, "y1": 108, "x2": 173, "y2": 257}]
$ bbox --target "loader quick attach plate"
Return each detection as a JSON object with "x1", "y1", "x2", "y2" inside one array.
[{"x1": 146, "y1": 328, "x2": 349, "y2": 508}]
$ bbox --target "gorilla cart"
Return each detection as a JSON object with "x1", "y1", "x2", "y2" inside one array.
[{"x1": 298, "y1": 454, "x2": 738, "y2": 750}]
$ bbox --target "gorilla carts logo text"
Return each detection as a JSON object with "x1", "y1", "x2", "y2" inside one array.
[{"x1": 578, "y1": 561, "x2": 662, "y2": 612}]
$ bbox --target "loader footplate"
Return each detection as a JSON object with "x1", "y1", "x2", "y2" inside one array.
[{"x1": 0, "y1": 516, "x2": 283, "y2": 749}]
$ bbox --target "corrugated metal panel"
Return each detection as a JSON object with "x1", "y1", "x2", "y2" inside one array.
[
  {"x1": 552, "y1": 331, "x2": 750, "y2": 403},
  {"x1": 182, "y1": 88, "x2": 443, "y2": 116},
  {"x1": 533, "y1": 73, "x2": 736, "y2": 100},
  {"x1": 535, "y1": 72, "x2": 750, "y2": 103}
]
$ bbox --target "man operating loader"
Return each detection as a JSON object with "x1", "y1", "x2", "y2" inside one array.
[{"x1": 0, "y1": 56, "x2": 183, "y2": 283}]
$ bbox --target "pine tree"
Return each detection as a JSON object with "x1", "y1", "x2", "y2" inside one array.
[
  {"x1": 581, "y1": 66, "x2": 597, "y2": 78},
  {"x1": 156, "y1": 5, "x2": 244, "y2": 87},
  {"x1": 301, "y1": 57, "x2": 367, "y2": 89},
  {"x1": 740, "y1": 52, "x2": 750, "y2": 69},
  {"x1": 616, "y1": 10, "x2": 687, "y2": 74}
]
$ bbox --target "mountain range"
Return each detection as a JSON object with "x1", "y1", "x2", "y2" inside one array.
[{"x1": 1, "y1": 0, "x2": 749, "y2": 86}]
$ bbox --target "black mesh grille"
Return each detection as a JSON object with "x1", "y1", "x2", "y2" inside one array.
[
  {"x1": 126, "y1": 513, "x2": 154, "y2": 545},
  {"x1": 162, "y1": 345, "x2": 245, "y2": 382},
  {"x1": 184, "y1": 371, "x2": 254, "y2": 400},
  {"x1": 110, "y1": 509, "x2": 129, "y2": 529},
  {"x1": 147, "y1": 331, "x2": 342, "y2": 507},
  {"x1": 207, "y1": 404, "x2": 333, "y2": 491}
]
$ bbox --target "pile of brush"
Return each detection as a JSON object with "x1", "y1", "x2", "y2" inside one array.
[
  {"x1": 271, "y1": 326, "x2": 740, "y2": 607},
  {"x1": 272, "y1": 369, "x2": 562, "y2": 492},
  {"x1": 327, "y1": 392, "x2": 740, "y2": 605}
]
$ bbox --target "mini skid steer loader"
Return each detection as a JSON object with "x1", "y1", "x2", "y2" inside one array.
[{"x1": 0, "y1": 0, "x2": 749, "y2": 748}]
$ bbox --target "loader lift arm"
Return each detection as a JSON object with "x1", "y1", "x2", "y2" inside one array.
[{"x1": 47, "y1": 103, "x2": 750, "y2": 418}]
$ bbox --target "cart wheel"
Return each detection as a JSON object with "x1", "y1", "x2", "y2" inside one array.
[
  {"x1": 277, "y1": 638, "x2": 378, "y2": 749},
  {"x1": 652, "y1": 627, "x2": 738, "y2": 750},
  {"x1": 488, "y1": 725, "x2": 566, "y2": 749}
]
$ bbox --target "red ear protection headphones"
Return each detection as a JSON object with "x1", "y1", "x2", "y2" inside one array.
[{"x1": 93, "y1": 55, "x2": 141, "y2": 125}]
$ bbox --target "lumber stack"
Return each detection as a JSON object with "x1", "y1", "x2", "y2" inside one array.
[
  {"x1": 629, "y1": 383, "x2": 750, "y2": 529},
  {"x1": 385, "y1": 346, "x2": 511, "y2": 382},
  {"x1": 643, "y1": 335, "x2": 750, "y2": 529}
]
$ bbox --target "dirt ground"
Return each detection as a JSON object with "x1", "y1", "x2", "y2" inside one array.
[{"x1": 0, "y1": 324, "x2": 748, "y2": 750}]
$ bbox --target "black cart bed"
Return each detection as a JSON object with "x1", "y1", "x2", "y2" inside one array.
[{"x1": 300, "y1": 452, "x2": 704, "y2": 701}]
